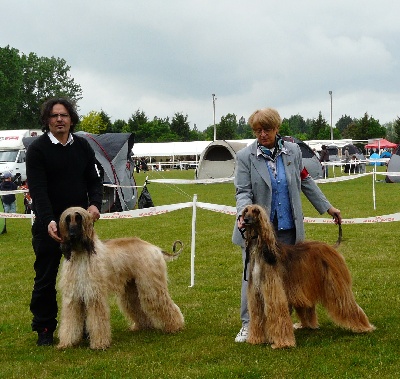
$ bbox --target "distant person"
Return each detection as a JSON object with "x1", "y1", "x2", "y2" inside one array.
[
  {"x1": 140, "y1": 158, "x2": 148, "y2": 172},
  {"x1": 0, "y1": 171, "x2": 17, "y2": 213},
  {"x1": 349, "y1": 155, "x2": 359, "y2": 173},
  {"x1": 344, "y1": 147, "x2": 350, "y2": 173},
  {"x1": 319, "y1": 145, "x2": 330, "y2": 178},
  {"x1": 20, "y1": 181, "x2": 32, "y2": 214},
  {"x1": 26, "y1": 97, "x2": 103, "y2": 346}
]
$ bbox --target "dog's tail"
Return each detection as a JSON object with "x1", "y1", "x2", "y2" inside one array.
[{"x1": 162, "y1": 240, "x2": 184, "y2": 262}]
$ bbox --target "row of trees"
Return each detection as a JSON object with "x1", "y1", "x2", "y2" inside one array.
[
  {"x1": 2, "y1": 45, "x2": 400, "y2": 143},
  {"x1": 81, "y1": 109, "x2": 400, "y2": 144},
  {"x1": 0, "y1": 46, "x2": 82, "y2": 130}
]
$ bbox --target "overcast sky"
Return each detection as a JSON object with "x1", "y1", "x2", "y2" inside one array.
[{"x1": 2, "y1": 0, "x2": 400, "y2": 131}]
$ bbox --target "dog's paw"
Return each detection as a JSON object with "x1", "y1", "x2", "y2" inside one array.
[
  {"x1": 293, "y1": 322, "x2": 320, "y2": 330},
  {"x1": 57, "y1": 342, "x2": 72, "y2": 350},
  {"x1": 89, "y1": 342, "x2": 110, "y2": 350},
  {"x1": 271, "y1": 341, "x2": 296, "y2": 349},
  {"x1": 247, "y1": 336, "x2": 267, "y2": 345}
]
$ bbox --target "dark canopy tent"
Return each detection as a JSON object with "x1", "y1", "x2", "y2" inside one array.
[
  {"x1": 23, "y1": 132, "x2": 137, "y2": 213},
  {"x1": 0, "y1": 198, "x2": 6, "y2": 233},
  {"x1": 386, "y1": 144, "x2": 400, "y2": 183},
  {"x1": 283, "y1": 136, "x2": 323, "y2": 179}
]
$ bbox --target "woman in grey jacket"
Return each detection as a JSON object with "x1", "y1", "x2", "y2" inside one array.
[{"x1": 233, "y1": 108, "x2": 342, "y2": 342}]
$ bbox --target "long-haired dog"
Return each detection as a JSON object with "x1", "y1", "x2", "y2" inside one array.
[
  {"x1": 242, "y1": 204, "x2": 375, "y2": 349},
  {"x1": 57, "y1": 206, "x2": 184, "y2": 350}
]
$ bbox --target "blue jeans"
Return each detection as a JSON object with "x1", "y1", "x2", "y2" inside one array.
[{"x1": 3, "y1": 202, "x2": 16, "y2": 213}]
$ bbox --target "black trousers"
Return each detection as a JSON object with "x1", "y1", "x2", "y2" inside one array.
[{"x1": 30, "y1": 221, "x2": 62, "y2": 333}]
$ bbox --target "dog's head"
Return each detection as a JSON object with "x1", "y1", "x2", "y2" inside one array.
[
  {"x1": 242, "y1": 204, "x2": 269, "y2": 232},
  {"x1": 59, "y1": 207, "x2": 96, "y2": 260},
  {"x1": 241, "y1": 204, "x2": 278, "y2": 265}
]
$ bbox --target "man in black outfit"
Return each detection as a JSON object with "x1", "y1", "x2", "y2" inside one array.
[{"x1": 26, "y1": 98, "x2": 103, "y2": 346}]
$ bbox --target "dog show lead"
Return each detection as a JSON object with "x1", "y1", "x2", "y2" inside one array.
[{"x1": 232, "y1": 107, "x2": 342, "y2": 343}]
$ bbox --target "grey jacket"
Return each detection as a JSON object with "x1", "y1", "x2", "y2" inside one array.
[{"x1": 232, "y1": 139, "x2": 332, "y2": 247}]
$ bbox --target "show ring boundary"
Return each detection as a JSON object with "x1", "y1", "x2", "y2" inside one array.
[{"x1": 1, "y1": 170, "x2": 400, "y2": 286}]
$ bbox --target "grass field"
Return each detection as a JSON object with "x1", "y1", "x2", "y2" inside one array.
[{"x1": 1, "y1": 166, "x2": 399, "y2": 378}]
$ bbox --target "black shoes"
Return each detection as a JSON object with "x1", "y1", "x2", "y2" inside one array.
[{"x1": 37, "y1": 328, "x2": 54, "y2": 346}]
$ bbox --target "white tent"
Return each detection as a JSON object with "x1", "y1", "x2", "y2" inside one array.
[
  {"x1": 196, "y1": 140, "x2": 250, "y2": 179},
  {"x1": 132, "y1": 141, "x2": 211, "y2": 161}
]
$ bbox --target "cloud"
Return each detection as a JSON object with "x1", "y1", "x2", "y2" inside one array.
[{"x1": 2, "y1": 0, "x2": 400, "y2": 130}]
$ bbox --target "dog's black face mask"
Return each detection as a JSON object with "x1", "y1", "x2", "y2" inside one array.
[
  {"x1": 61, "y1": 211, "x2": 95, "y2": 260},
  {"x1": 66, "y1": 213, "x2": 82, "y2": 241}
]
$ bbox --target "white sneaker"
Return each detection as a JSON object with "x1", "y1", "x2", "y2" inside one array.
[{"x1": 235, "y1": 325, "x2": 248, "y2": 342}]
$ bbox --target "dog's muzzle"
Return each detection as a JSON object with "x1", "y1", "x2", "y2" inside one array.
[{"x1": 67, "y1": 225, "x2": 81, "y2": 240}]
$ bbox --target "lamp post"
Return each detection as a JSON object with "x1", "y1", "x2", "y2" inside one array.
[
  {"x1": 212, "y1": 94, "x2": 217, "y2": 141},
  {"x1": 329, "y1": 91, "x2": 333, "y2": 141}
]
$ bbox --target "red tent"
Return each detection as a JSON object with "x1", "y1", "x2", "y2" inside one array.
[{"x1": 365, "y1": 138, "x2": 397, "y2": 149}]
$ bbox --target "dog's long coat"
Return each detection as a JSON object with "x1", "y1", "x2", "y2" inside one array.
[
  {"x1": 242, "y1": 204, "x2": 375, "y2": 349},
  {"x1": 57, "y1": 207, "x2": 184, "y2": 350}
]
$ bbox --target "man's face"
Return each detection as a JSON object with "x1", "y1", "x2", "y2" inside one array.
[{"x1": 48, "y1": 104, "x2": 72, "y2": 137}]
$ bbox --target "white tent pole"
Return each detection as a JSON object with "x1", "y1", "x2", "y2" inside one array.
[
  {"x1": 372, "y1": 166, "x2": 376, "y2": 210},
  {"x1": 189, "y1": 194, "x2": 197, "y2": 287}
]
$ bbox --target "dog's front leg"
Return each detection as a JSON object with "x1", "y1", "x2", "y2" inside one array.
[
  {"x1": 85, "y1": 298, "x2": 112, "y2": 350},
  {"x1": 264, "y1": 268, "x2": 296, "y2": 349},
  {"x1": 57, "y1": 298, "x2": 85, "y2": 349},
  {"x1": 247, "y1": 288, "x2": 267, "y2": 345}
]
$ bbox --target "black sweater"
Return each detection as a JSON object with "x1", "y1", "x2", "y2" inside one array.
[
  {"x1": 0, "y1": 180, "x2": 17, "y2": 204},
  {"x1": 26, "y1": 133, "x2": 103, "y2": 227}
]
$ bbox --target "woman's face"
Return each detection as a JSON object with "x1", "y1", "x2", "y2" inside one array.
[{"x1": 253, "y1": 123, "x2": 278, "y2": 148}]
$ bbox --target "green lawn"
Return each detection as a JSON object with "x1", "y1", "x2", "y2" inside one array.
[{"x1": 0, "y1": 166, "x2": 399, "y2": 378}]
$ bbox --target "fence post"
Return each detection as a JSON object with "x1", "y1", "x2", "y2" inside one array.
[{"x1": 189, "y1": 194, "x2": 197, "y2": 287}]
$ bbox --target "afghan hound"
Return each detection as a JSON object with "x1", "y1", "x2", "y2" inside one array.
[
  {"x1": 242, "y1": 204, "x2": 375, "y2": 349},
  {"x1": 57, "y1": 206, "x2": 184, "y2": 350}
]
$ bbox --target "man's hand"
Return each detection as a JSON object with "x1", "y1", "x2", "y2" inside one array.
[
  {"x1": 87, "y1": 205, "x2": 100, "y2": 221},
  {"x1": 48, "y1": 221, "x2": 61, "y2": 242}
]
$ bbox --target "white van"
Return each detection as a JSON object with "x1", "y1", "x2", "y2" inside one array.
[{"x1": 0, "y1": 129, "x2": 43, "y2": 184}]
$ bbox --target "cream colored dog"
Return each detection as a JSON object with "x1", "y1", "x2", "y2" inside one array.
[{"x1": 57, "y1": 206, "x2": 184, "y2": 350}]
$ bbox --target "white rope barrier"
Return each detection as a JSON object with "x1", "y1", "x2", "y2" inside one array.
[
  {"x1": 3, "y1": 171, "x2": 400, "y2": 285},
  {"x1": 0, "y1": 189, "x2": 29, "y2": 195},
  {"x1": 3, "y1": 197, "x2": 400, "y2": 286},
  {"x1": 147, "y1": 178, "x2": 234, "y2": 184}
]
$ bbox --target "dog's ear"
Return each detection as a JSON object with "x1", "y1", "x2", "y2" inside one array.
[
  {"x1": 83, "y1": 238, "x2": 96, "y2": 255},
  {"x1": 261, "y1": 243, "x2": 277, "y2": 265},
  {"x1": 58, "y1": 214, "x2": 68, "y2": 240},
  {"x1": 61, "y1": 242, "x2": 72, "y2": 260},
  {"x1": 80, "y1": 210, "x2": 96, "y2": 255}
]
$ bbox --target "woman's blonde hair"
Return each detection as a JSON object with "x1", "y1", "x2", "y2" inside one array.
[{"x1": 248, "y1": 108, "x2": 281, "y2": 130}]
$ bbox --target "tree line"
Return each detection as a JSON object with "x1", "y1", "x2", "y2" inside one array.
[{"x1": 2, "y1": 45, "x2": 400, "y2": 144}]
